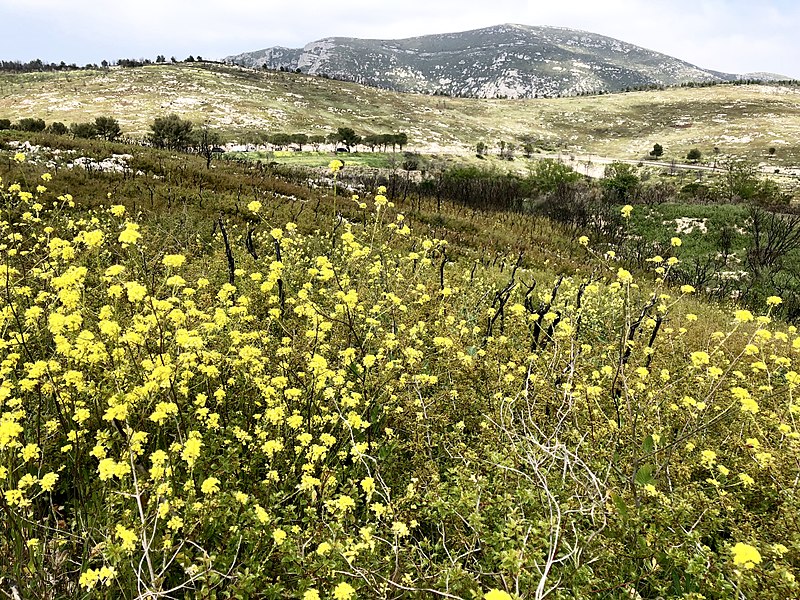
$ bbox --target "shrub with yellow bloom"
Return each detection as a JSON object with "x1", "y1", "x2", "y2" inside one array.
[{"x1": 1, "y1": 161, "x2": 797, "y2": 599}]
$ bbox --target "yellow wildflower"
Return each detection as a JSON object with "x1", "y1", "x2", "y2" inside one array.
[
  {"x1": 201, "y1": 477, "x2": 220, "y2": 495},
  {"x1": 485, "y1": 590, "x2": 514, "y2": 600},
  {"x1": 333, "y1": 582, "x2": 355, "y2": 600},
  {"x1": 732, "y1": 542, "x2": 762, "y2": 569}
]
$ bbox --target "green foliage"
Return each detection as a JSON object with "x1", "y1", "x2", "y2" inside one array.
[
  {"x1": 601, "y1": 161, "x2": 640, "y2": 202},
  {"x1": 650, "y1": 142, "x2": 664, "y2": 158},
  {"x1": 335, "y1": 126, "x2": 361, "y2": 150},
  {"x1": 149, "y1": 113, "x2": 194, "y2": 150},
  {"x1": 0, "y1": 118, "x2": 11, "y2": 130},
  {"x1": 16, "y1": 117, "x2": 46, "y2": 132},
  {"x1": 46, "y1": 121, "x2": 68, "y2": 136},
  {"x1": 401, "y1": 152, "x2": 423, "y2": 171},
  {"x1": 69, "y1": 121, "x2": 97, "y2": 139},
  {"x1": 267, "y1": 132, "x2": 292, "y2": 148},
  {"x1": 527, "y1": 158, "x2": 582, "y2": 194},
  {"x1": 716, "y1": 162, "x2": 789, "y2": 204},
  {"x1": 687, "y1": 148, "x2": 703, "y2": 162},
  {"x1": 522, "y1": 142, "x2": 534, "y2": 157},
  {"x1": 308, "y1": 134, "x2": 326, "y2": 149},
  {"x1": 193, "y1": 125, "x2": 222, "y2": 169},
  {"x1": 289, "y1": 132, "x2": 308, "y2": 150},
  {"x1": 93, "y1": 115, "x2": 121, "y2": 141}
]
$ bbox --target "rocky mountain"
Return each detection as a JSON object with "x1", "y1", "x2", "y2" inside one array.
[
  {"x1": 739, "y1": 72, "x2": 792, "y2": 82},
  {"x1": 225, "y1": 24, "x2": 744, "y2": 98}
]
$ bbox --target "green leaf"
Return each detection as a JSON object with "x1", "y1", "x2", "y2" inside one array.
[
  {"x1": 642, "y1": 434, "x2": 654, "y2": 454},
  {"x1": 611, "y1": 492, "x2": 629, "y2": 521},
  {"x1": 635, "y1": 464, "x2": 654, "y2": 486}
]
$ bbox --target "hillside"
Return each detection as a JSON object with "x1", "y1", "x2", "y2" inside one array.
[
  {"x1": 225, "y1": 24, "x2": 740, "y2": 98},
  {"x1": 1, "y1": 63, "x2": 799, "y2": 165}
]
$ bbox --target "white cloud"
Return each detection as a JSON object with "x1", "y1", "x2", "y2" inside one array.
[{"x1": 0, "y1": 0, "x2": 797, "y2": 77}]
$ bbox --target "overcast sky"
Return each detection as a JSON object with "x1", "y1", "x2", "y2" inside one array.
[{"x1": 1, "y1": 0, "x2": 798, "y2": 78}]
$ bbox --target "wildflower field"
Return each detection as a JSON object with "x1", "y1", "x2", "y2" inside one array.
[{"x1": 1, "y1": 135, "x2": 798, "y2": 599}]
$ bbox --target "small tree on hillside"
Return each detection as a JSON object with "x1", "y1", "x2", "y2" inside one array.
[
  {"x1": 336, "y1": 127, "x2": 361, "y2": 151},
  {"x1": 363, "y1": 134, "x2": 380, "y2": 152},
  {"x1": 290, "y1": 133, "x2": 308, "y2": 151},
  {"x1": 194, "y1": 125, "x2": 222, "y2": 169},
  {"x1": 70, "y1": 122, "x2": 97, "y2": 139},
  {"x1": 528, "y1": 159, "x2": 582, "y2": 195},
  {"x1": 94, "y1": 116, "x2": 121, "y2": 141},
  {"x1": 47, "y1": 122, "x2": 68, "y2": 135},
  {"x1": 649, "y1": 143, "x2": 664, "y2": 159},
  {"x1": 601, "y1": 162, "x2": 640, "y2": 202},
  {"x1": 17, "y1": 118, "x2": 46, "y2": 132},
  {"x1": 149, "y1": 114, "x2": 194, "y2": 150},
  {"x1": 523, "y1": 142, "x2": 534, "y2": 158},
  {"x1": 476, "y1": 141, "x2": 486, "y2": 157},
  {"x1": 268, "y1": 133, "x2": 292, "y2": 149},
  {"x1": 686, "y1": 148, "x2": 702, "y2": 163},
  {"x1": 309, "y1": 134, "x2": 325, "y2": 151}
]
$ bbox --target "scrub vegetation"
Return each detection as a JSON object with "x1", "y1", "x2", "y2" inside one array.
[{"x1": 0, "y1": 127, "x2": 799, "y2": 599}]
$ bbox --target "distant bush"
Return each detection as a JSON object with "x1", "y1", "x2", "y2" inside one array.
[
  {"x1": 0, "y1": 118, "x2": 11, "y2": 130},
  {"x1": 649, "y1": 143, "x2": 664, "y2": 158},
  {"x1": 401, "y1": 152, "x2": 422, "y2": 171},
  {"x1": 16, "y1": 117, "x2": 46, "y2": 132},
  {"x1": 680, "y1": 181, "x2": 717, "y2": 203},
  {"x1": 527, "y1": 159, "x2": 582, "y2": 195},
  {"x1": 93, "y1": 116, "x2": 121, "y2": 141},
  {"x1": 46, "y1": 121, "x2": 68, "y2": 135},
  {"x1": 70, "y1": 122, "x2": 97, "y2": 139},
  {"x1": 716, "y1": 162, "x2": 789, "y2": 204},
  {"x1": 601, "y1": 162, "x2": 640, "y2": 202},
  {"x1": 686, "y1": 148, "x2": 702, "y2": 162}
]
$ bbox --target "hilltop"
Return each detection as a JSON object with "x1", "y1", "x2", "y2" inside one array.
[{"x1": 225, "y1": 23, "x2": 747, "y2": 98}]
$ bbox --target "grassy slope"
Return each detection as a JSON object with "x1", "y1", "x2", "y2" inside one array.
[{"x1": 1, "y1": 63, "x2": 799, "y2": 165}]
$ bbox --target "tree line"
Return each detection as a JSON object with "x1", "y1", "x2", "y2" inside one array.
[
  {"x1": 0, "y1": 55, "x2": 215, "y2": 73},
  {"x1": 0, "y1": 59, "x2": 97, "y2": 72},
  {"x1": 262, "y1": 129, "x2": 408, "y2": 152},
  {"x1": 1, "y1": 113, "x2": 409, "y2": 155},
  {"x1": 0, "y1": 116, "x2": 122, "y2": 140}
]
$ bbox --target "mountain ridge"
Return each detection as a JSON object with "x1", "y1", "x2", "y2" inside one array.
[{"x1": 224, "y1": 24, "x2": 767, "y2": 98}]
